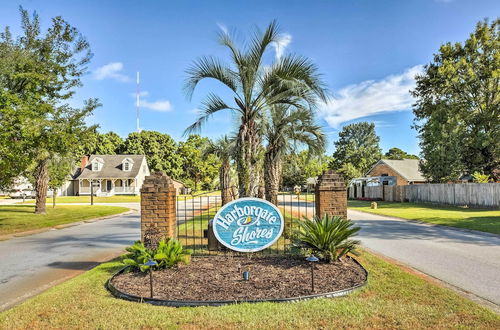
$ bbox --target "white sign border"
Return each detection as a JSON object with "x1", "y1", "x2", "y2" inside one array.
[{"x1": 212, "y1": 197, "x2": 285, "y2": 252}]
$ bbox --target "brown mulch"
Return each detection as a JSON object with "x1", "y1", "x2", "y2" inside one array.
[{"x1": 111, "y1": 255, "x2": 367, "y2": 301}]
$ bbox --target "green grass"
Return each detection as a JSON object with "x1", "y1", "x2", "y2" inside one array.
[
  {"x1": 21, "y1": 191, "x2": 221, "y2": 204},
  {"x1": 0, "y1": 205, "x2": 129, "y2": 235},
  {"x1": 1, "y1": 251, "x2": 498, "y2": 329},
  {"x1": 348, "y1": 200, "x2": 500, "y2": 235}
]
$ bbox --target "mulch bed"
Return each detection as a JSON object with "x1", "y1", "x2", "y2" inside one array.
[{"x1": 111, "y1": 255, "x2": 367, "y2": 301}]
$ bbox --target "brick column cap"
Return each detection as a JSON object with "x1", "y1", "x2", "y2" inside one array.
[
  {"x1": 140, "y1": 172, "x2": 175, "y2": 193},
  {"x1": 316, "y1": 170, "x2": 346, "y2": 191}
]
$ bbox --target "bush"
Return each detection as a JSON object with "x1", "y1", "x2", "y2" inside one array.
[
  {"x1": 292, "y1": 214, "x2": 361, "y2": 262},
  {"x1": 122, "y1": 238, "x2": 192, "y2": 272}
]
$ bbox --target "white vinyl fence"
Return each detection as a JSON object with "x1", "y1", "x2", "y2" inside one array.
[{"x1": 350, "y1": 183, "x2": 500, "y2": 208}]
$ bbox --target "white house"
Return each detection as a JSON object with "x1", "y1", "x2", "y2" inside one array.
[{"x1": 71, "y1": 155, "x2": 150, "y2": 196}]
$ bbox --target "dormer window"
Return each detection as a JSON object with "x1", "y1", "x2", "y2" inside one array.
[
  {"x1": 91, "y1": 157, "x2": 104, "y2": 171},
  {"x1": 122, "y1": 157, "x2": 134, "y2": 171}
]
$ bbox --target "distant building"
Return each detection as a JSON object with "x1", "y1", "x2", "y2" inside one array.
[{"x1": 365, "y1": 159, "x2": 427, "y2": 185}]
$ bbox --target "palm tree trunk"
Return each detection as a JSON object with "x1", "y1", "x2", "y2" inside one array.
[
  {"x1": 264, "y1": 151, "x2": 282, "y2": 206},
  {"x1": 220, "y1": 159, "x2": 232, "y2": 205},
  {"x1": 237, "y1": 120, "x2": 260, "y2": 197},
  {"x1": 34, "y1": 158, "x2": 49, "y2": 214}
]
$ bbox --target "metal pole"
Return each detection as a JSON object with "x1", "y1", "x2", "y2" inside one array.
[
  {"x1": 90, "y1": 180, "x2": 94, "y2": 206},
  {"x1": 149, "y1": 268, "x2": 154, "y2": 298},
  {"x1": 311, "y1": 264, "x2": 315, "y2": 293}
]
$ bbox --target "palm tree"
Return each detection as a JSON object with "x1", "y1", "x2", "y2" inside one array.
[
  {"x1": 203, "y1": 136, "x2": 235, "y2": 205},
  {"x1": 184, "y1": 21, "x2": 327, "y2": 197},
  {"x1": 263, "y1": 105, "x2": 325, "y2": 205}
]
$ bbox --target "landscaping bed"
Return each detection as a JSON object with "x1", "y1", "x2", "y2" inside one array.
[{"x1": 110, "y1": 255, "x2": 367, "y2": 303}]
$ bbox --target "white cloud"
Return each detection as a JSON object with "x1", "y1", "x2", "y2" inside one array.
[
  {"x1": 130, "y1": 91, "x2": 150, "y2": 98},
  {"x1": 318, "y1": 65, "x2": 423, "y2": 128},
  {"x1": 93, "y1": 62, "x2": 130, "y2": 82},
  {"x1": 272, "y1": 33, "x2": 292, "y2": 60},
  {"x1": 140, "y1": 100, "x2": 172, "y2": 112}
]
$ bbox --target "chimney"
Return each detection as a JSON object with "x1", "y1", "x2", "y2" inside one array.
[{"x1": 80, "y1": 156, "x2": 89, "y2": 170}]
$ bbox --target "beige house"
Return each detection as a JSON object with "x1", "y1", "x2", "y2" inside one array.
[
  {"x1": 74, "y1": 155, "x2": 150, "y2": 196},
  {"x1": 365, "y1": 159, "x2": 427, "y2": 185}
]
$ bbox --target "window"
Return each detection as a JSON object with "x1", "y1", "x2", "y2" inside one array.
[
  {"x1": 124, "y1": 162, "x2": 130, "y2": 171},
  {"x1": 92, "y1": 162, "x2": 99, "y2": 171}
]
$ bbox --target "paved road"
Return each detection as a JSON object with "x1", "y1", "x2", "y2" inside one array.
[
  {"x1": 0, "y1": 197, "x2": 218, "y2": 311},
  {"x1": 349, "y1": 209, "x2": 500, "y2": 306}
]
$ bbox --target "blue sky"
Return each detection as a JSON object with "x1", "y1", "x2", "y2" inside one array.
[{"x1": 1, "y1": 0, "x2": 498, "y2": 155}]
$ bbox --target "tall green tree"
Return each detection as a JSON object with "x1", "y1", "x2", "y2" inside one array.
[
  {"x1": 331, "y1": 122, "x2": 382, "y2": 182},
  {"x1": 203, "y1": 136, "x2": 235, "y2": 205},
  {"x1": 412, "y1": 19, "x2": 500, "y2": 181},
  {"x1": 178, "y1": 135, "x2": 219, "y2": 192},
  {"x1": 263, "y1": 105, "x2": 325, "y2": 205},
  {"x1": 121, "y1": 130, "x2": 182, "y2": 177},
  {"x1": 184, "y1": 21, "x2": 327, "y2": 197},
  {"x1": 0, "y1": 8, "x2": 98, "y2": 214},
  {"x1": 384, "y1": 147, "x2": 419, "y2": 160},
  {"x1": 77, "y1": 129, "x2": 123, "y2": 155},
  {"x1": 282, "y1": 152, "x2": 331, "y2": 188}
]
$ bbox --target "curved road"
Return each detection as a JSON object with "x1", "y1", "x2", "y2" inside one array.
[{"x1": 0, "y1": 197, "x2": 219, "y2": 311}]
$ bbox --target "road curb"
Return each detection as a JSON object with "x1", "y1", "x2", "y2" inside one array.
[
  {"x1": 362, "y1": 247, "x2": 500, "y2": 314},
  {"x1": 348, "y1": 208, "x2": 500, "y2": 239},
  {"x1": 0, "y1": 209, "x2": 135, "y2": 241}
]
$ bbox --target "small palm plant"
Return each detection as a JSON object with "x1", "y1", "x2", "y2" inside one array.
[
  {"x1": 122, "y1": 238, "x2": 192, "y2": 272},
  {"x1": 292, "y1": 215, "x2": 361, "y2": 262}
]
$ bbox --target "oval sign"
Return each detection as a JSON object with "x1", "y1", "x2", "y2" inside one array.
[{"x1": 212, "y1": 198, "x2": 284, "y2": 252}]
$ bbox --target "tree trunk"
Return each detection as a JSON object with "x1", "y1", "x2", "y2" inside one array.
[
  {"x1": 236, "y1": 120, "x2": 260, "y2": 197},
  {"x1": 220, "y1": 160, "x2": 232, "y2": 205},
  {"x1": 264, "y1": 151, "x2": 282, "y2": 206},
  {"x1": 34, "y1": 158, "x2": 49, "y2": 214}
]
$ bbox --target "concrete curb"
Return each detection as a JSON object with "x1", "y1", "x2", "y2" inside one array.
[
  {"x1": 0, "y1": 209, "x2": 135, "y2": 241},
  {"x1": 349, "y1": 208, "x2": 500, "y2": 239}
]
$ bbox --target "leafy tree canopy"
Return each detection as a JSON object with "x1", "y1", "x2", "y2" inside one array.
[
  {"x1": 384, "y1": 147, "x2": 419, "y2": 160},
  {"x1": 178, "y1": 135, "x2": 219, "y2": 191},
  {"x1": 282, "y1": 151, "x2": 331, "y2": 188},
  {"x1": 412, "y1": 19, "x2": 500, "y2": 182},
  {"x1": 330, "y1": 122, "x2": 382, "y2": 182},
  {"x1": 121, "y1": 130, "x2": 182, "y2": 178}
]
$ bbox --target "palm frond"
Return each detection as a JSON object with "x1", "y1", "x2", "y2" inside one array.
[
  {"x1": 184, "y1": 56, "x2": 239, "y2": 100},
  {"x1": 184, "y1": 93, "x2": 234, "y2": 135}
]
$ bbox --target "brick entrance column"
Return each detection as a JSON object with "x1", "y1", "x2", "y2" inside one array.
[
  {"x1": 140, "y1": 172, "x2": 177, "y2": 241},
  {"x1": 315, "y1": 170, "x2": 347, "y2": 219}
]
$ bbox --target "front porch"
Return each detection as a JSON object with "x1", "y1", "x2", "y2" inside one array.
[{"x1": 78, "y1": 178, "x2": 139, "y2": 196}]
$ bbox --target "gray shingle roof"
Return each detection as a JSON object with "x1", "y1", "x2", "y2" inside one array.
[
  {"x1": 369, "y1": 159, "x2": 426, "y2": 182},
  {"x1": 75, "y1": 155, "x2": 146, "y2": 180}
]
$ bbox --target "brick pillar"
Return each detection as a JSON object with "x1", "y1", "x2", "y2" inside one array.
[
  {"x1": 140, "y1": 172, "x2": 177, "y2": 241},
  {"x1": 315, "y1": 170, "x2": 347, "y2": 219}
]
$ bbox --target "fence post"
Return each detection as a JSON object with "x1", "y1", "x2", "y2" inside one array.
[
  {"x1": 315, "y1": 170, "x2": 347, "y2": 219},
  {"x1": 140, "y1": 172, "x2": 177, "y2": 242}
]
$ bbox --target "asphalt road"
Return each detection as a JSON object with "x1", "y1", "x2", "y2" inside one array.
[
  {"x1": 349, "y1": 209, "x2": 500, "y2": 307},
  {"x1": 0, "y1": 197, "x2": 218, "y2": 311}
]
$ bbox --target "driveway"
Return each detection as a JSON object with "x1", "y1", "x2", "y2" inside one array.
[
  {"x1": 0, "y1": 197, "x2": 218, "y2": 311},
  {"x1": 349, "y1": 209, "x2": 500, "y2": 307}
]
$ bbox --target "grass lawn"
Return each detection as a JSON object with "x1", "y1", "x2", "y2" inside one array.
[
  {"x1": 0, "y1": 205, "x2": 129, "y2": 236},
  {"x1": 20, "y1": 191, "x2": 220, "y2": 204},
  {"x1": 348, "y1": 200, "x2": 500, "y2": 235},
  {"x1": 1, "y1": 251, "x2": 498, "y2": 329}
]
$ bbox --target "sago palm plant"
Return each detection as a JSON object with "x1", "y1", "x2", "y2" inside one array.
[
  {"x1": 292, "y1": 214, "x2": 361, "y2": 262},
  {"x1": 122, "y1": 238, "x2": 192, "y2": 272},
  {"x1": 184, "y1": 20, "x2": 327, "y2": 197},
  {"x1": 263, "y1": 104, "x2": 325, "y2": 205}
]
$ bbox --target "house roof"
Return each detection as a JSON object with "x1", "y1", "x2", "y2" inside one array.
[
  {"x1": 76, "y1": 155, "x2": 147, "y2": 180},
  {"x1": 367, "y1": 159, "x2": 426, "y2": 182}
]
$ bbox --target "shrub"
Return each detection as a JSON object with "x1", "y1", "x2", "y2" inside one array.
[
  {"x1": 122, "y1": 238, "x2": 192, "y2": 272},
  {"x1": 292, "y1": 214, "x2": 361, "y2": 262}
]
